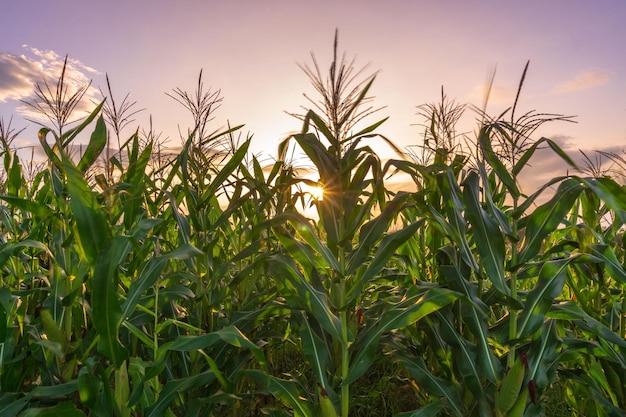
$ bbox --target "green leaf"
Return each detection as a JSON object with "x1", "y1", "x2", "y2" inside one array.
[
  {"x1": 305, "y1": 109, "x2": 337, "y2": 146},
  {"x1": 92, "y1": 236, "x2": 131, "y2": 367},
  {"x1": 433, "y1": 310, "x2": 489, "y2": 397},
  {"x1": 478, "y1": 125, "x2": 519, "y2": 198},
  {"x1": 579, "y1": 176, "x2": 626, "y2": 223},
  {"x1": 19, "y1": 402, "x2": 86, "y2": 417},
  {"x1": 346, "y1": 287, "x2": 460, "y2": 384},
  {"x1": 299, "y1": 314, "x2": 333, "y2": 395},
  {"x1": 586, "y1": 244, "x2": 626, "y2": 285},
  {"x1": 206, "y1": 137, "x2": 250, "y2": 197},
  {"x1": 437, "y1": 169, "x2": 478, "y2": 270},
  {"x1": 398, "y1": 355, "x2": 464, "y2": 417},
  {"x1": 517, "y1": 179, "x2": 583, "y2": 265},
  {"x1": 517, "y1": 258, "x2": 571, "y2": 338},
  {"x1": 346, "y1": 220, "x2": 424, "y2": 305},
  {"x1": 275, "y1": 212, "x2": 340, "y2": 272},
  {"x1": 0, "y1": 239, "x2": 51, "y2": 269},
  {"x1": 121, "y1": 243, "x2": 203, "y2": 320},
  {"x1": 527, "y1": 320, "x2": 562, "y2": 389},
  {"x1": 347, "y1": 117, "x2": 388, "y2": 140},
  {"x1": 64, "y1": 157, "x2": 110, "y2": 264},
  {"x1": 347, "y1": 191, "x2": 413, "y2": 274},
  {"x1": 7, "y1": 153, "x2": 22, "y2": 196},
  {"x1": 28, "y1": 380, "x2": 79, "y2": 399},
  {"x1": 61, "y1": 101, "x2": 105, "y2": 146},
  {"x1": 548, "y1": 302, "x2": 626, "y2": 347},
  {"x1": 513, "y1": 137, "x2": 578, "y2": 177},
  {"x1": 287, "y1": 132, "x2": 336, "y2": 185},
  {"x1": 37, "y1": 127, "x2": 62, "y2": 169},
  {"x1": 462, "y1": 171, "x2": 509, "y2": 296},
  {"x1": 246, "y1": 370, "x2": 315, "y2": 417},
  {"x1": 0, "y1": 195, "x2": 53, "y2": 218},
  {"x1": 76, "y1": 115, "x2": 107, "y2": 172},
  {"x1": 0, "y1": 393, "x2": 27, "y2": 417},
  {"x1": 440, "y1": 260, "x2": 500, "y2": 383},
  {"x1": 268, "y1": 254, "x2": 344, "y2": 344},
  {"x1": 145, "y1": 371, "x2": 215, "y2": 417},
  {"x1": 393, "y1": 401, "x2": 444, "y2": 417},
  {"x1": 150, "y1": 326, "x2": 266, "y2": 373}
]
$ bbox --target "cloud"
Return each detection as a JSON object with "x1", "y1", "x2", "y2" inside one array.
[
  {"x1": 0, "y1": 45, "x2": 102, "y2": 123},
  {"x1": 517, "y1": 134, "x2": 626, "y2": 199},
  {"x1": 0, "y1": 53, "x2": 44, "y2": 102},
  {"x1": 550, "y1": 69, "x2": 614, "y2": 95}
]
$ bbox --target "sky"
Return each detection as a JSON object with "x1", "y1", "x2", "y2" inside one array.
[{"x1": 1, "y1": 0, "x2": 625, "y2": 190}]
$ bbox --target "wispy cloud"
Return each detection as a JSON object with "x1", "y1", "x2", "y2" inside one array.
[
  {"x1": 550, "y1": 69, "x2": 614, "y2": 94},
  {"x1": 517, "y1": 133, "x2": 626, "y2": 197},
  {"x1": 0, "y1": 46, "x2": 101, "y2": 122}
]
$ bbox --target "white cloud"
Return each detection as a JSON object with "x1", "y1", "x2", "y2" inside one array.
[
  {"x1": 0, "y1": 53, "x2": 42, "y2": 102},
  {"x1": 550, "y1": 69, "x2": 614, "y2": 94},
  {"x1": 0, "y1": 46, "x2": 102, "y2": 123}
]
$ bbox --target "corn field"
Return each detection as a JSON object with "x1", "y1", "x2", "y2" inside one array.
[{"x1": 1, "y1": 38, "x2": 626, "y2": 417}]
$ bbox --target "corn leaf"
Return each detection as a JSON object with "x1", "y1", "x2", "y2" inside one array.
[
  {"x1": 345, "y1": 287, "x2": 460, "y2": 384},
  {"x1": 548, "y1": 302, "x2": 626, "y2": 347},
  {"x1": 145, "y1": 371, "x2": 215, "y2": 417},
  {"x1": 393, "y1": 401, "x2": 445, "y2": 417},
  {"x1": 246, "y1": 371, "x2": 315, "y2": 417},
  {"x1": 440, "y1": 261, "x2": 500, "y2": 383},
  {"x1": 346, "y1": 219, "x2": 424, "y2": 305},
  {"x1": 61, "y1": 101, "x2": 105, "y2": 146},
  {"x1": 0, "y1": 394, "x2": 28, "y2": 417},
  {"x1": 462, "y1": 171, "x2": 509, "y2": 296},
  {"x1": 92, "y1": 236, "x2": 130, "y2": 367},
  {"x1": 527, "y1": 319, "x2": 562, "y2": 389},
  {"x1": 19, "y1": 401, "x2": 86, "y2": 417},
  {"x1": 268, "y1": 254, "x2": 344, "y2": 343},
  {"x1": 518, "y1": 179, "x2": 583, "y2": 265},
  {"x1": 578, "y1": 176, "x2": 626, "y2": 223},
  {"x1": 64, "y1": 157, "x2": 110, "y2": 264},
  {"x1": 299, "y1": 313, "x2": 334, "y2": 396},
  {"x1": 0, "y1": 195, "x2": 53, "y2": 219},
  {"x1": 517, "y1": 258, "x2": 570, "y2": 338},
  {"x1": 346, "y1": 191, "x2": 413, "y2": 274},
  {"x1": 121, "y1": 243, "x2": 202, "y2": 320},
  {"x1": 76, "y1": 115, "x2": 107, "y2": 173},
  {"x1": 398, "y1": 355, "x2": 464, "y2": 417},
  {"x1": 478, "y1": 125, "x2": 519, "y2": 198}
]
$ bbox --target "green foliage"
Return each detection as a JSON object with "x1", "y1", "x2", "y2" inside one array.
[{"x1": 0, "y1": 36, "x2": 625, "y2": 417}]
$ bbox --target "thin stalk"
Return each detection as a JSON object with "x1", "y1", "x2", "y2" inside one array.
[
  {"x1": 508, "y1": 179, "x2": 520, "y2": 369},
  {"x1": 153, "y1": 239, "x2": 161, "y2": 361},
  {"x1": 619, "y1": 288, "x2": 626, "y2": 338},
  {"x1": 340, "y1": 309, "x2": 349, "y2": 417},
  {"x1": 336, "y1": 240, "x2": 350, "y2": 417}
]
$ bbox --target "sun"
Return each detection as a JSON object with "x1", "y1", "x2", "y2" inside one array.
[{"x1": 301, "y1": 182, "x2": 324, "y2": 201}]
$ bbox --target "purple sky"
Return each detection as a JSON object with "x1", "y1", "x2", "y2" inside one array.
[{"x1": 1, "y1": 0, "x2": 625, "y2": 186}]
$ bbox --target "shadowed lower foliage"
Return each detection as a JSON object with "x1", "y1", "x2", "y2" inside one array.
[{"x1": 0, "y1": 34, "x2": 625, "y2": 417}]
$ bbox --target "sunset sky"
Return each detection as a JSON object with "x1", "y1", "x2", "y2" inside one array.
[{"x1": 1, "y1": 0, "x2": 625, "y2": 184}]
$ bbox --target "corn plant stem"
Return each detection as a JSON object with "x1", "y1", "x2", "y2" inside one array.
[
  {"x1": 507, "y1": 196, "x2": 520, "y2": 370},
  {"x1": 337, "y1": 237, "x2": 349, "y2": 417},
  {"x1": 154, "y1": 240, "x2": 161, "y2": 361},
  {"x1": 154, "y1": 281, "x2": 159, "y2": 361},
  {"x1": 340, "y1": 309, "x2": 349, "y2": 417},
  {"x1": 621, "y1": 289, "x2": 626, "y2": 338}
]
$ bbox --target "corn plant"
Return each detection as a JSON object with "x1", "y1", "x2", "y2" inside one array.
[
  {"x1": 1, "y1": 32, "x2": 626, "y2": 417},
  {"x1": 247, "y1": 33, "x2": 462, "y2": 417}
]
